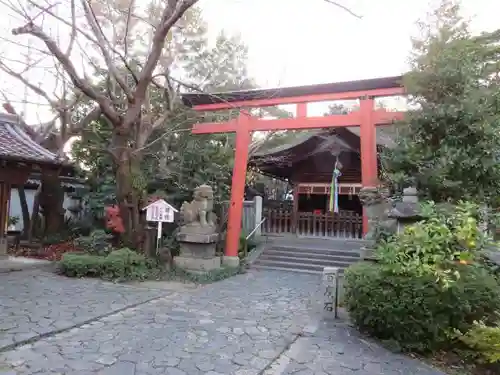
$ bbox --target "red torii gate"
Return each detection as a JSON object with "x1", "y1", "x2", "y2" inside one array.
[{"x1": 182, "y1": 76, "x2": 406, "y2": 264}]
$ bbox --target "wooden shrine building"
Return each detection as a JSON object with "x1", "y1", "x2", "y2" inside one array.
[
  {"x1": 0, "y1": 113, "x2": 72, "y2": 258},
  {"x1": 182, "y1": 76, "x2": 406, "y2": 263},
  {"x1": 249, "y1": 127, "x2": 396, "y2": 238}
]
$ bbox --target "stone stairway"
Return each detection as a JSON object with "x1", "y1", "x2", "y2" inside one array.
[{"x1": 251, "y1": 236, "x2": 370, "y2": 274}]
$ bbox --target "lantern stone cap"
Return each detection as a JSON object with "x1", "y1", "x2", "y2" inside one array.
[{"x1": 142, "y1": 199, "x2": 178, "y2": 212}]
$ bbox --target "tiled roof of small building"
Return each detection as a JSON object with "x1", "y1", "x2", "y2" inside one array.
[
  {"x1": 25, "y1": 173, "x2": 86, "y2": 188},
  {"x1": 0, "y1": 113, "x2": 63, "y2": 165}
]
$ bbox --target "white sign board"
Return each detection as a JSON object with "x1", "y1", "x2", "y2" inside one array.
[
  {"x1": 142, "y1": 199, "x2": 178, "y2": 241},
  {"x1": 144, "y1": 199, "x2": 177, "y2": 223}
]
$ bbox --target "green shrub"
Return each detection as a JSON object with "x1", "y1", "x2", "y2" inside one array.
[
  {"x1": 59, "y1": 253, "x2": 106, "y2": 278},
  {"x1": 60, "y1": 248, "x2": 159, "y2": 281},
  {"x1": 8, "y1": 215, "x2": 19, "y2": 227},
  {"x1": 43, "y1": 233, "x2": 72, "y2": 245},
  {"x1": 344, "y1": 262, "x2": 500, "y2": 353},
  {"x1": 238, "y1": 233, "x2": 258, "y2": 260},
  {"x1": 101, "y1": 248, "x2": 153, "y2": 280},
  {"x1": 459, "y1": 321, "x2": 500, "y2": 364},
  {"x1": 375, "y1": 201, "x2": 493, "y2": 285},
  {"x1": 66, "y1": 215, "x2": 94, "y2": 237},
  {"x1": 73, "y1": 229, "x2": 113, "y2": 255},
  {"x1": 480, "y1": 253, "x2": 500, "y2": 282},
  {"x1": 161, "y1": 232, "x2": 180, "y2": 257},
  {"x1": 168, "y1": 265, "x2": 243, "y2": 284}
]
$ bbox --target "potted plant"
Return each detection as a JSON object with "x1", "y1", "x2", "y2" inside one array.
[{"x1": 7, "y1": 216, "x2": 19, "y2": 231}]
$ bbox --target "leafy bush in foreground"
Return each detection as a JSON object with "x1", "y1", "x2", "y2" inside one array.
[
  {"x1": 60, "y1": 248, "x2": 157, "y2": 281},
  {"x1": 73, "y1": 229, "x2": 113, "y2": 255},
  {"x1": 459, "y1": 321, "x2": 500, "y2": 364},
  {"x1": 344, "y1": 262, "x2": 500, "y2": 352},
  {"x1": 60, "y1": 248, "x2": 243, "y2": 283}
]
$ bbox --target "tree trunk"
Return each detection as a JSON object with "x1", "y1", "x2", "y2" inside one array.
[
  {"x1": 40, "y1": 171, "x2": 65, "y2": 237},
  {"x1": 112, "y1": 130, "x2": 145, "y2": 251},
  {"x1": 17, "y1": 185, "x2": 31, "y2": 239}
]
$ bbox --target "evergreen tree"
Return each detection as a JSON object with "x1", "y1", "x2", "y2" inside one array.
[{"x1": 383, "y1": 0, "x2": 500, "y2": 205}]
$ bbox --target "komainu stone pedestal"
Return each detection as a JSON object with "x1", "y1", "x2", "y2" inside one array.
[
  {"x1": 174, "y1": 184, "x2": 222, "y2": 274},
  {"x1": 175, "y1": 233, "x2": 221, "y2": 273}
]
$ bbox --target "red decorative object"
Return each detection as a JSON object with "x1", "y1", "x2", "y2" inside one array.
[
  {"x1": 9, "y1": 241, "x2": 77, "y2": 261},
  {"x1": 105, "y1": 205, "x2": 125, "y2": 234}
]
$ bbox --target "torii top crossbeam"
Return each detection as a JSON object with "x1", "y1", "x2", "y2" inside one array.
[{"x1": 182, "y1": 75, "x2": 406, "y2": 264}]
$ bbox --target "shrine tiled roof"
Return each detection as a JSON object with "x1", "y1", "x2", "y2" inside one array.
[
  {"x1": 252, "y1": 126, "x2": 397, "y2": 161},
  {"x1": 0, "y1": 113, "x2": 63, "y2": 165},
  {"x1": 182, "y1": 75, "x2": 404, "y2": 107}
]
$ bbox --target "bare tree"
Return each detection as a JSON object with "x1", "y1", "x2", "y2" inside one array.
[{"x1": 0, "y1": 0, "x2": 199, "y2": 248}]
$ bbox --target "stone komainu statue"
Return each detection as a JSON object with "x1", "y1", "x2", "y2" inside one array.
[{"x1": 180, "y1": 185, "x2": 217, "y2": 230}]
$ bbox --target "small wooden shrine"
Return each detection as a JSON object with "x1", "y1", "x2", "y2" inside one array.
[
  {"x1": 250, "y1": 127, "x2": 395, "y2": 238},
  {"x1": 0, "y1": 113, "x2": 72, "y2": 257}
]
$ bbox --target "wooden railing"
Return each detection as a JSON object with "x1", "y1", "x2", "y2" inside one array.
[
  {"x1": 220, "y1": 198, "x2": 260, "y2": 234},
  {"x1": 263, "y1": 209, "x2": 293, "y2": 235},
  {"x1": 263, "y1": 208, "x2": 363, "y2": 239}
]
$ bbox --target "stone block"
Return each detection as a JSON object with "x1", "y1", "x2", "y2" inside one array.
[
  {"x1": 175, "y1": 230, "x2": 222, "y2": 273},
  {"x1": 173, "y1": 255, "x2": 221, "y2": 273},
  {"x1": 178, "y1": 240, "x2": 217, "y2": 259},
  {"x1": 360, "y1": 246, "x2": 376, "y2": 261},
  {"x1": 0, "y1": 237, "x2": 7, "y2": 259},
  {"x1": 176, "y1": 232, "x2": 219, "y2": 244},
  {"x1": 222, "y1": 256, "x2": 240, "y2": 268}
]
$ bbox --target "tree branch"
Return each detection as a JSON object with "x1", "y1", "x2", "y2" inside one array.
[
  {"x1": 123, "y1": 0, "x2": 199, "y2": 128},
  {"x1": 65, "y1": 0, "x2": 77, "y2": 56},
  {"x1": 68, "y1": 106, "x2": 102, "y2": 138},
  {"x1": 11, "y1": 22, "x2": 121, "y2": 125},
  {"x1": 0, "y1": 60, "x2": 57, "y2": 107},
  {"x1": 123, "y1": 0, "x2": 136, "y2": 58},
  {"x1": 323, "y1": 0, "x2": 362, "y2": 19},
  {"x1": 81, "y1": 0, "x2": 134, "y2": 102},
  {"x1": 24, "y1": 0, "x2": 140, "y2": 85}
]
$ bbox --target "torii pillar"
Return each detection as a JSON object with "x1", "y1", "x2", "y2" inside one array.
[
  {"x1": 360, "y1": 97, "x2": 378, "y2": 232},
  {"x1": 224, "y1": 113, "x2": 252, "y2": 266}
]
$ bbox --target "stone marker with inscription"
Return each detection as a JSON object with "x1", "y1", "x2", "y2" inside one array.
[{"x1": 323, "y1": 266, "x2": 340, "y2": 319}]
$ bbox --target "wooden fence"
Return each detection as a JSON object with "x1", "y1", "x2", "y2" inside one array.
[
  {"x1": 220, "y1": 197, "x2": 262, "y2": 235},
  {"x1": 262, "y1": 208, "x2": 363, "y2": 239}
]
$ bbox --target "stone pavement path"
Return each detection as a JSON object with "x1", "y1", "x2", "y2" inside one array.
[
  {"x1": 0, "y1": 270, "x2": 166, "y2": 351},
  {"x1": 0, "y1": 269, "x2": 446, "y2": 375},
  {"x1": 266, "y1": 319, "x2": 445, "y2": 375}
]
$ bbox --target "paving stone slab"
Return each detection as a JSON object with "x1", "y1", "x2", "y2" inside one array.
[
  {"x1": 0, "y1": 270, "x2": 321, "y2": 374},
  {"x1": 275, "y1": 320, "x2": 447, "y2": 375},
  {"x1": 0, "y1": 270, "x2": 167, "y2": 351}
]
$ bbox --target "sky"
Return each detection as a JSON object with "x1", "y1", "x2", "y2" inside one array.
[
  {"x1": 200, "y1": 0, "x2": 498, "y2": 88},
  {"x1": 0, "y1": 0, "x2": 498, "y2": 123}
]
